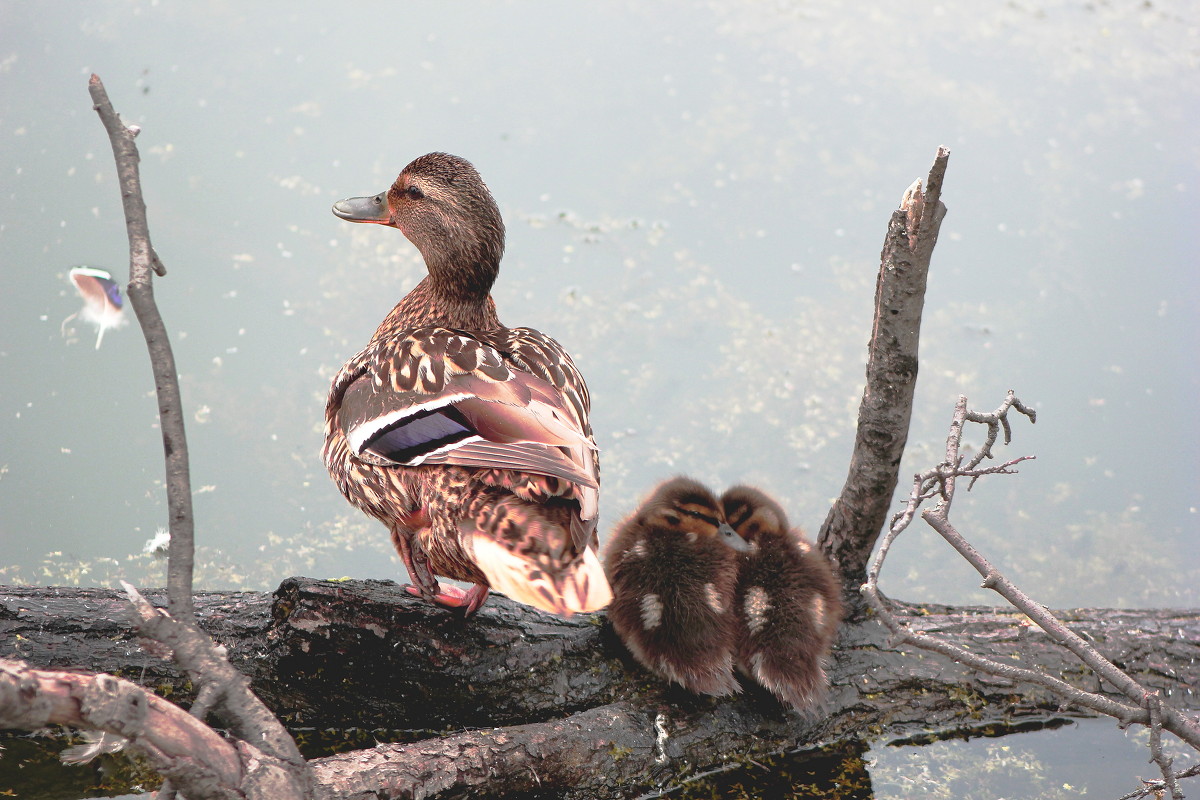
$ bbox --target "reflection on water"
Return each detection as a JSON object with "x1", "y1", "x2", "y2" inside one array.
[{"x1": 0, "y1": 2, "x2": 1196, "y2": 793}]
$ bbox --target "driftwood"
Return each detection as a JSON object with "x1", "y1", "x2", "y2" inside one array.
[{"x1": 3, "y1": 580, "x2": 1198, "y2": 797}]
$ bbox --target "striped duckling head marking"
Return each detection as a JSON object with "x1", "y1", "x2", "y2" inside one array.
[
  {"x1": 635, "y1": 477, "x2": 752, "y2": 555},
  {"x1": 601, "y1": 476, "x2": 751, "y2": 696},
  {"x1": 720, "y1": 485, "x2": 790, "y2": 546},
  {"x1": 719, "y1": 483, "x2": 844, "y2": 712}
]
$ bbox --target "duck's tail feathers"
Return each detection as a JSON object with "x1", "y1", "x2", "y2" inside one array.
[{"x1": 470, "y1": 534, "x2": 611, "y2": 617}]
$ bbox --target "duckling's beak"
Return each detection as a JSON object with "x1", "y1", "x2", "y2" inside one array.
[
  {"x1": 717, "y1": 523, "x2": 752, "y2": 553},
  {"x1": 332, "y1": 192, "x2": 392, "y2": 224}
]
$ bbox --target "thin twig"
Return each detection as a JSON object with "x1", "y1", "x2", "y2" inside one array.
[
  {"x1": 87, "y1": 74, "x2": 195, "y2": 621},
  {"x1": 862, "y1": 585, "x2": 1146, "y2": 725},
  {"x1": 961, "y1": 390, "x2": 1036, "y2": 483},
  {"x1": 1146, "y1": 692, "x2": 1184, "y2": 800},
  {"x1": 1117, "y1": 765, "x2": 1200, "y2": 800},
  {"x1": 863, "y1": 391, "x2": 1200, "y2": 783}
]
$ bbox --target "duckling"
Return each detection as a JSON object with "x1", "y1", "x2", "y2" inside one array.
[
  {"x1": 604, "y1": 477, "x2": 751, "y2": 695},
  {"x1": 323, "y1": 152, "x2": 610, "y2": 617},
  {"x1": 721, "y1": 485, "x2": 843, "y2": 712}
]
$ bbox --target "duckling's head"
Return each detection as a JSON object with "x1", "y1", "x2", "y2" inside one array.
[
  {"x1": 333, "y1": 152, "x2": 505, "y2": 297},
  {"x1": 637, "y1": 477, "x2": 751, "y2": 553},
  {"x1": 720, "y1": 485, "x2": 789, "y2": 545}
]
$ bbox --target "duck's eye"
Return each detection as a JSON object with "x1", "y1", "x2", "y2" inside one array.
[{"x1": 405, "y1": 185, "x2": 425, "y2": 200}]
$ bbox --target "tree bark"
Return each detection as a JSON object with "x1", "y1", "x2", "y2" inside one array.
[
  {"x1": 819, "y1": 148, "x2": 949, "y2": 618},
  {"x1": 3, "y1": 579, "x2": 1196, "y2": 797}
]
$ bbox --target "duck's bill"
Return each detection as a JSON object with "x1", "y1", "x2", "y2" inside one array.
[
  {"x1": 332, "y1": 193, "x2": 391, "y2": 223},
  {"x1": 718, "y1": 522, "x2": 753, "y2": 553}
]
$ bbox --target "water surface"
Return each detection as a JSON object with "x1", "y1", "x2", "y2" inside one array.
[{"x1": 0, "y1": 2, "x2": 1196, "y2": 793}]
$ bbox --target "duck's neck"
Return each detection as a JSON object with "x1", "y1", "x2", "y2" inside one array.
[
  {"x1": 373, "y1": 272, "x2": 501, "y2": 340},
  {"x1": 371, "y1": 224, "x2": 505, "y2": 338}
]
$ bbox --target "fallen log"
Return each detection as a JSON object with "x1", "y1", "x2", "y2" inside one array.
[{"x1": 3, "y1": 578, "x2": 1196, "y2": 738}]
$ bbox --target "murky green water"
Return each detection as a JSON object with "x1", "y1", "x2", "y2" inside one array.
[
  {"x1": 0, "y1": 1, "x2": 1196, "y2": 796},
  {"x1": 2, "y1": 717, "x2": 1195, "y2": 799}
]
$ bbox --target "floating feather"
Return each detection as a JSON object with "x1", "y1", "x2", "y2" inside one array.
[
  {"x1": 60, "y1": 730, "x2": 128, "y2": 765},
  {"x1": 65, "y1": 266, "x2": 127, "y2": 349}
]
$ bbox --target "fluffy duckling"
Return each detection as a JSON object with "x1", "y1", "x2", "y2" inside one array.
[
  {"x1": 604, "y1": 477, "x2": 751, "y2": 695},
  {"x1": 323, "y1": 153, "x2": 610, "y2": 617},
  {"x1": 722, "y1": 485, "x2": 843, "y2": 712}
]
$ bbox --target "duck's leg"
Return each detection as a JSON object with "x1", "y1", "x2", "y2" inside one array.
[
  {"x1": 391, "y1": 521, "x2": 490, "y2": 614},
  {"x1": 390, "y1": 524, "x2": 441, "y2": 599}
]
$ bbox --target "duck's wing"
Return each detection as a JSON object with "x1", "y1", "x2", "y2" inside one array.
[
  {"x1": 488, "y1": 325, "x2": 599, "y2": 533},
  {"x1": 495, "y1": 327, "x2": 592, "y2": 434},
  {"x1": 330, "y1": 326, "x2": 598, "y2": 492}
]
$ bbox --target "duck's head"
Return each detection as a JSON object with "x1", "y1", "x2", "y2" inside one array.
[
  {"x1": 333, "y1": 152, "x2": 505, "y2": 296},
  {"x1": 720, "y1": 485, "x2": 789, "y2": 544},
  {"x1": 638, "y1": 477, "x2": 751, "y2": 553}
]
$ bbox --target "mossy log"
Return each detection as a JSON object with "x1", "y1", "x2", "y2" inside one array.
[{"x1": 2, "y1": 578, "x2": 1197, "y2": 797}]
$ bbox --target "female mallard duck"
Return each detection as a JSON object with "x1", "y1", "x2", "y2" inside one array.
[
  {"x1": 721, "y1": 485, "x2": 843, "y2": 711},
  {"x1": 322, "y1": 152, "x2": 611, "y2": 617},
  {"x1": 603, "y1": 477, "x2": 751, "y2": 695}
]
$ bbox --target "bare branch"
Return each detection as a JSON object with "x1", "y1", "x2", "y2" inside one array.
[
  {"x1": 80, "y1": 75, "x2": 310, "y2": 798},
  {"x1": 863, "y1": 391, "x2": 1200, "y2": 787},
  {"x1": 1146, "y1": 692, "x2": 1184, "y2": 800},
  {"x1": 121, "y1": 583, "x2": 307, "y2": 777},
  {"x1": 0, "y1": 659, "x2": 243, "y2": 798},
  {"x1": 87, "y1": 74, "x2": 195, "y2": 620},
  {"x1": 920, "y1": 512, "x2": 1200, "y2": 750},
  {"x1": 819, "y1": 146, "x2": 950, "y2": 612},
  {"x1": 1117, "y1": 765, "x2": 1200, "y2": 800}
]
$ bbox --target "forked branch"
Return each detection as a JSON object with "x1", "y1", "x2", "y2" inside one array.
[
  {"x1": 85, "y1": 74, "x2": 309, "y2": 800},
  {"x1": 0, "y1": 659, "x2": 243, "y2": 797},
  {"x1": 862, "y1": 392, "x2": 1200, "y2": 795}
]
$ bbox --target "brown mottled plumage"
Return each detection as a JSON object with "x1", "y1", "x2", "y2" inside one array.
[
  {"x1": 603, "y1": 477, "x2": 751, "y2": 695},
  {"x1": 323, "y1": 152, "x2": 610, "y2": 617},
  {"x1": 722, "y1": 485, "x2": 843, "y2": 711}
]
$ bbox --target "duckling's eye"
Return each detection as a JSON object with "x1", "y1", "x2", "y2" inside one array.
[
  {"x1": 405, "y1": 185, "x2": 425, "y2": 200},
  {"x1": 681, "y1": 508, "x2": 719, "y2": 526}
]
